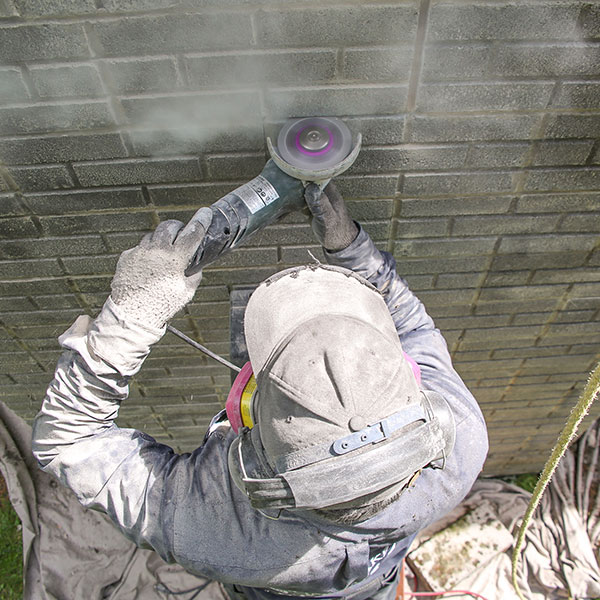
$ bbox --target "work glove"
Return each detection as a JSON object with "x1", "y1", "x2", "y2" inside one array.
[
  {"x1": 110, "y1": 207, "x2": 213, "y2": 329},
  {"x1": 304, "y1": 182, "x2": 359, "y2": 252}
]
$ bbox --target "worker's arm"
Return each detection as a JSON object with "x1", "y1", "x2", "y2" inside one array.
[
  {"x1": 305, "y1": 183, "x2": 488, "y2": 500},
  {"x1": 31, "y1": 209, "x2": 213, "y2": 559}
]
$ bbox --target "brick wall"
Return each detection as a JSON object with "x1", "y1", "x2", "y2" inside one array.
[{"x1": 0, "y1": 0, "x2": 598, "y2": 476}]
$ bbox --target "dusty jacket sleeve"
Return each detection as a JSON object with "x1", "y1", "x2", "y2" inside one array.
[
  {"x1": 324, "y1": 225, "x2": 488, "y2": 492},
  {"x1": 31, "y1": 298, "x2": 181, "y2": 561}
]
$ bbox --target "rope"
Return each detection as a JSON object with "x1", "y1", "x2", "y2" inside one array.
[{"x1": 511, "y1": 360, "x2": 600, "y2": 600}]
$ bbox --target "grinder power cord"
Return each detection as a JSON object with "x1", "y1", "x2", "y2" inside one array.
[{"x1": 30, "y1": 117, "x2": 488, "y2": 600}]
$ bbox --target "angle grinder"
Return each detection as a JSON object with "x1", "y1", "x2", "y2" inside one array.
[{"x1": 185, "y1": 116, "x2": 361, "y2": 276}]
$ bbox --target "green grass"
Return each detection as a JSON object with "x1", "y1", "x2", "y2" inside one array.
[
  {"x1": 501, "y1": 472, "x2": 539, "y2": 494},
  {"x1": 0, "y1": 478, "x2": 23, "y2": 600}
]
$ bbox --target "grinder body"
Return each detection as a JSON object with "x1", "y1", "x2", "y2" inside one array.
[
  {"x1": 186, "y1": 160, "x2": 304, "y2": 275},
  {"x1": 185, "y1": 117, "x2": 361, "y2": 276}
]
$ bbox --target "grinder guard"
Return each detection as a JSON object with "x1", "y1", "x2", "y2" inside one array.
[{"x1": 185, "y1": 117, "x2": 361, "y2": 276}]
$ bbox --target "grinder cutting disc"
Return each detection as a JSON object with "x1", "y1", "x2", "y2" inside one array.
[{"x1": 276, "y1": 117, "x2": 353, "y2": 171}]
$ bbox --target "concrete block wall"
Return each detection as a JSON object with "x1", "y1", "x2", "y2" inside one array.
[{"x1": 0, "y1": 0, "x2": 598, "y2": 475}]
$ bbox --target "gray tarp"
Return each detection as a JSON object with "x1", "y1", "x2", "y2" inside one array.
[{"x1": 2, "y1": 399, "x2": 599, "y2": 599}]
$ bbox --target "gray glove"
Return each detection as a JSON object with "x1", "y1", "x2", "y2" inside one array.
[
  {"x1": 110, "y1": 207, "x2": 213, "y2": 329},
  {"x1": 304, "y1": 182, "x2": 359, "y2": 252}
]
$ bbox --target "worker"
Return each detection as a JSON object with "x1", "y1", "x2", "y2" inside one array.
[{"x1": 31, "y1": 183, "x2": 488, "y2": 600}]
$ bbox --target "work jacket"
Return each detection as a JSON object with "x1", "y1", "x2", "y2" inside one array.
[{"x1": 31, "y1": 226, "x2": 488, "y2": 600}]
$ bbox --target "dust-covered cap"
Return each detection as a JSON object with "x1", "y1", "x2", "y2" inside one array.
[{"x1": 244, "y1": 265, "x2": 421, "y2": 475}]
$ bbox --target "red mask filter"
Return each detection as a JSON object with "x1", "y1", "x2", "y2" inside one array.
[{"x1": 226, "y1": 362, "x2": 257, "y2": 434}]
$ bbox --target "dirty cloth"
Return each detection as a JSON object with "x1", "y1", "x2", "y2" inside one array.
[
  {"x1": 28, "y1": 225, "x2": 488, "y2": 599},
  {"x1": 0, "y1": 400, "x2": 228, "y2": 600},
  {"x1": 409, "y1": 418, "x2": 600, "y2": 600}
]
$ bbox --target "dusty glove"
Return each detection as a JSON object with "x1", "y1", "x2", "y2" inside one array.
[
  {"x1": 110, "y1": 207, "x2": 213, "y2": 329},
  {"x1": 304, "y1": 182, "x2": 359, "y2": 252}
]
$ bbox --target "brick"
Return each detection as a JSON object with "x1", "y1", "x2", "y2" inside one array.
[
  {"x1": 397, "y1": 255, "x2": 489, "y2": 275},
  {"x1": 5, "y1": 308, "x2": 82, "y2": 327},
  {"x1": 403, "y1": 144, "x2": 469, "y2": 170},
  {"x1": 454, "y1": 214, "x2": 560, "y2": 236},
  {"x1": 0, "y1": 193, "x2": 26, "y2": 216},
  {"x1": 401, "y1": 197, "x2": 512, "y2": 217},
  {"x1": 479, "y1": 284, "x2": 567, "y2": 303},
  {"x1": 435, "y1": 272, "x2": 481, "y2": 289},
  {"x1": 395, "y1": 237, "x2": 497, "y2": 258},
  {"x1": 129, "y1": 125, "x2": 264, "y2": 156},
  {"x1": 25, "y1": 187, "x2": 145, "y2": 215},
  {"x1": 552, "y1": 82, "x2": 600, "y2": 109},
  {"x1": 72, "y1": 276, "x2": 111, "y2": 293},
  {"x1": 205, "y1": 154, "x2": 265, "y2": 181},
  {"x1": 532, "y1": 268, "x2": 598, "y2": 284},
  {"x1": 580, "y1": 4, "x2": 600, "y2": 38},
  {"x1": 30, "y1": 294, "x2": 81, "y2": 310},
  {"x1": 0, "y1": 67, "x2": 29, "y2": 102},
  {"x1": 343, "y1": 46, "x2": 413, "y2": 82},
  {"x1": 532, "y1": 140, "x2": 594, "y2": 166},
  {"x1": 0, "y1": 257, "x2": 61, "y2": 279},
  {"x1": 421, "y1": 44, "x2": 489, "y2": 81},
  {"x1": 12, "y1": 0, "x2": 96, "y2": 15},
  {"x1": 0, "y1": 23, "x2": 90, "y2": 63},
  {"x1": 185, "y1": 49, "x2": 336, "y2": 87},
  {"x1": 29, "y1": 63, "x2": 104, "y2": 99},
  {"x1": 265, "y1": 85, "x2": 408, "y2": 119},
  {"x1": 490, "y1": 43, "x2": 600, "y2": 78},
  {"x1": 39, "y1": 211, "x2": 154, "y2": 236},
  {"x1": 492, "y1": 252, "x2": 588, "y2": 271},
  {"x1": 121, "y1": 91, "x2": 262, "y2": 132},
  {"x1": 0, "y1": 133, "x2": 128, "y2": 165},
  {"x1": 545, "y1": 114, "x2": 600, "y2": 139},
  {"x1": 345, "y1": 199, "x2": 393, "y2": 221},
  {"x1": 0, "y1": 216, "x2": 38, "y2": 238},
  {"x1": 104, "y1": 57, "x2": 180, "y2": 95},
  {"x1": 499, "y1": 234, "x2": 596, "y2": 254},
  {"x1": 410, "y1": 114, "x2": 540, "y2": 142},
  {"x1": 558, "y1": 214, "x2": 600, "y2": 233},
  {"x1": 524, "y1": 168, "x2": 600, "y2": 192},
  {"x1": 417, "y1": 82, "x2": 554, "y2": 112},
  {"x1": 395, "y1": 217, "x2": 450, "y2": 238},
  {"x1": 93, "y1": 13, "x2": 253, "y2": 57},
  {"x1": 0, "y1": 235, "x2": 106, "y2": 259},
  {"x1": 403, "y1": 171, "x2": 514, "y2": 196},
  {"x1": 103, "y1": 231, "x2": 148, "y2": 253},
  {"x1": 0, "y1": 100, "x2": 114, "y2": 135},
  {"x1": 0, "y1": 0, "x2": 18, "y2": 17},
  {"x1": 255, "y1": 5, "x2": 418, "y2": 48},
  {"x1": 62, "y1": 254, "x2": 118, "y2": 275},
  {"x1": 485, "y1": 271, "x2": 531, "y2": 287},
  {"x1": 147, "y1": 183, "x2": 234, "y2": 207},
  {"x1": 279, "y1": 245, "x2": 325, "y2": 265},
  {"x1": 73, "y1": 158, "x2": 202, "y2": 187},
  {"x1": 335, "y1": 176, "x2": 399, "y2": 200},
  {"x1": 0, "y1": 278, "x2": 69, "y2": 296},
  {"x1": 0, "y1": 296, "x2": 33, "y2": 311},
  {"x1": 428, "y1": 3, "x2": 582, "y2": 41},
  {"x1": 516, "y1": 193, "x2": 600, "y2": 213},
  {"x1": 349, "y1": 148, "x2": 408, "y2": 174},
  {"x1": 466, "y1": 143, "x2": 529, "y2": 168},
  {"x1": 203, "y1": 247, "x2": 278, "y2": 269},
  {"x1": 9, "y1": 165, "x2": 74, "y2": 192},
  {"x1": 344, "y1": 116, "x2": 405, "y2": 145}
]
